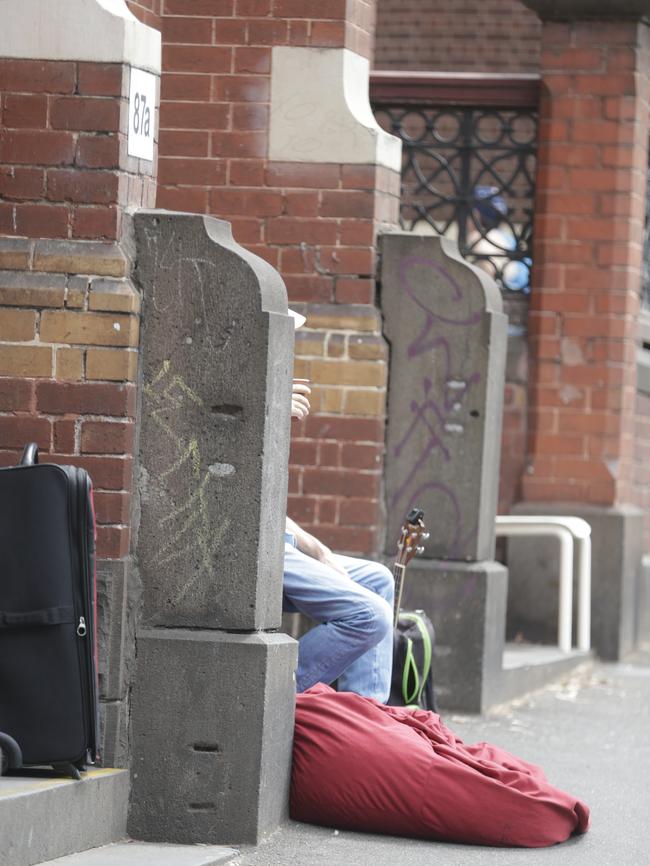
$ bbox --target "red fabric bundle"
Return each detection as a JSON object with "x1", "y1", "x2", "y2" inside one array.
[{"x1": 291, "y1": 684, "x2": 590, "y2": 848}]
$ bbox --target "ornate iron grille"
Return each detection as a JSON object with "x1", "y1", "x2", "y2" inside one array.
[{"x1": 373, "y1": 103, "x2": 537, "y2": 295}]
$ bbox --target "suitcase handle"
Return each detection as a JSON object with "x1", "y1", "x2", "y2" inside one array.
[
  {"x1": 19, "y1": 442, "x2": 39, "y2": 466},
  {"x1": 0, "y1": 731, "x2": 23, "y2": 773}
]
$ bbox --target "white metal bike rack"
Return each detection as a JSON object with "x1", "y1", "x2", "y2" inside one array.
[{"x1": 495, "y1": 515, "x2": 592, "y2": 653}]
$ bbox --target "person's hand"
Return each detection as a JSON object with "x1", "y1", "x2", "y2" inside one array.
[
  {"x1": 291, "y1": 378, "x2": 311, "y2": 420},
  {"x1": 286, "y1": 516, "x2": 349, "y2": 578},
  {"x1": 316, "y1": 545, "x2": 349, "y2": 579}
]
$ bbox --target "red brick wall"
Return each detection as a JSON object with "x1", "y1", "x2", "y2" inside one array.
[
  {"x1": 157, "y1": 1, "x2": 399, "y2": 555},
  {"x1": 126, "y1": 0, "x2": 163, "y2": 31},
  {"x1": 0, "y1": 59, "x2": 156, "y2": 240},
  {"x1": 633, "y1": 389, "x2": 650, "y2": 545},
  {"x1": 0, "y1": 59, "x2": 150, "y2": 559},
  {"x1": 374, "y1": 0, "x2": 541, "y2": 72},
  {"x1": 523, "y1": 20, "x2": 649, "y2": 506}
]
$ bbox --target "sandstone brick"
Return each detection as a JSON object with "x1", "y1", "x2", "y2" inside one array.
[
  {"x1": 348, "y1": 334, "x2": 387, "y2": 360},
  {"x1": 309, "y1": 359, "x2": 385, "y2": 387},
  {"x1": 66, "y1": 276, "x2": 89, "y2": 309},
  {"x1": 0, "y1": 309, "x2": 37, "y2": 341},
  {"x1": 56, "y1": 347, "x2": 84, "y2": 380},
  {"x1": 86, "y1": 348, "x2": 138, "y2": 382},
  {"x1": 88, "y1": 279, "x2": 140, "y2": 313},
  {"x1": 33, "y1": 240, "x2": 128, "y2": 277},
  {"x1": 0, "y1": 345, "x2": 52, "y2": 377},
  {"x1": 343, "y1": 389, "x2": 385, "y2": 416},
  {"x1": 326, "y1": 334, "x2": 346, "y2": 358},
  {"x1": 40, "y1": 310, "x2": 138, "y2": 348},
  {"x1": 320, "y1": 387, "x2": 344, "y2": 414},
  {"x1": 302, "y1": 304, "x2": 379, "y2": 333},
  {"x1": 0, "y1": 238, "x2": 32, "y2": 270},
  {"x1": 0, "y1": 271, "x2": 66, "y2": 308},
  {"x1": 294, "y1": 331, "x2": 325, "y2": 356},
  {"x1": 304, "y1": 415, "x2": 383, "y2": 442}
]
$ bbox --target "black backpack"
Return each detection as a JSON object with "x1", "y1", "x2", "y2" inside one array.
[{"x1": 389, "y1": 609, "x2": 437, "y2": 712}]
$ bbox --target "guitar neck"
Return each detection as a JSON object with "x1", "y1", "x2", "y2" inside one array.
[{"x1": 393, "y1": 562, "x2": 405, "y2": 627}]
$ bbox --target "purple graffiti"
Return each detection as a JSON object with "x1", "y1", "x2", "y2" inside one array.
[
  {"x1": 390, "y1": 255, "x2": 484, "y2": 557},
  {"x1": 398, "y1": 256, "x2": 482, "y2": 359}
]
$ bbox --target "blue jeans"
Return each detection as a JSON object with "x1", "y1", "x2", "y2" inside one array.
[{"x1": 283, "y1": 533, "x2": 394, "y2": 702}]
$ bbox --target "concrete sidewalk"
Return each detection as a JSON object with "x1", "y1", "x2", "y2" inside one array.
[{"x1": 231, "y1": 648, "x2": 650, "y2": 866}]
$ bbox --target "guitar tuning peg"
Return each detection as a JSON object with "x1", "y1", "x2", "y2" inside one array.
[
  {"x1": 416, "y1": 546, "x2": 425, "y2": 554},
  {"x1": 405, "y1": 545, "x2": 413, "y2": 553},
  {"x1": 422, "y1": 532, "x2": 430, "y2": 540}
]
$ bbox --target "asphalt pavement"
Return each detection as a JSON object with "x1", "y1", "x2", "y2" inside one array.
[{"x1": 230, "y1": 647, "x2": 650, "y2": 866}]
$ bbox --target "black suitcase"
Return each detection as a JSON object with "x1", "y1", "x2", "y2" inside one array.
[{"x1": 0, "y1": 443, "x2": 99, "y2": 779}]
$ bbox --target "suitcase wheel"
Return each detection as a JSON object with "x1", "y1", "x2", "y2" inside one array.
[{"x1": 52, "y1": 762, "x2": 83, "y2": 781}]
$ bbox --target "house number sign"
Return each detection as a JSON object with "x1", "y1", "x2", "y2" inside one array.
[{"x1": 127, "y1": 68, "x2": 157, "y2": 161}]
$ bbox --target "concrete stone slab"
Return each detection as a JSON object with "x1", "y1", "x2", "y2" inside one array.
[
  {"x1": 379, "y1": 232, "x2": 508, "y2": 562},
  {"x1": 40, "y1": 841, "x2": 237, "y2": 866},
  {"x1": 638, "y1": 555, "x2": 650, "y2": 643},
  {"x1": 507, "y1": 503, "x2": 644, "y2": 659},
  {"x1": 0, "y1": 768, "x2": 128, "y2": 866},
  {"x1": 132, "y1": 211, "x2": 294, "y2": 631},
  {"x1": 128, "y1": 629, "x2": 297, "y2": 846},
  {"x1": 401, "y1": 559, "x2": 508, "y2": 712}
]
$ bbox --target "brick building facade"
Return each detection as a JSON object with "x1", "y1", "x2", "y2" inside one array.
[
  {"x1": 375, "y1": 0, "x2": 541, "y2": 73},
  {"x1": 1, "y1": 0, "x2": 649, "y2": 684}
]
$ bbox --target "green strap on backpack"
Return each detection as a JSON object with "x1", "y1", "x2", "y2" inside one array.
[{"x1": 400, "y1": 612, "x2": 433, "y2": 709}]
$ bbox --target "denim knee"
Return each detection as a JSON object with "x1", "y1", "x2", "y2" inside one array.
[
  {"x1": 374, "y1": 563, "x2": 395, "y2": 601},
  {"x1": 350, "y1": 595, "x2": 392, "y2": 651}
]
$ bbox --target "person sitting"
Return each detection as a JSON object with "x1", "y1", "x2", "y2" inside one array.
[{"x1": 284, "y1": 331, "x2": 394, "y2": 703}]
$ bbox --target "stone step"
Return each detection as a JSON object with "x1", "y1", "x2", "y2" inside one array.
[
  {"x1": 36, "y1": 841, "x2": 238, "y2": 866},
  {"x1": 489, "y1": 644, "x2": 593, "y2": 707},
  {"x1": 0, "y1": 768, "x2": 128, "y2": 866}
]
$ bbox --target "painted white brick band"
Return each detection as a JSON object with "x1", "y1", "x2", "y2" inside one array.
[
  {"x1": 269, "y1": 47, "x2": 401, "y2": 170},
  {"x1": 0, "y1": 0, "x2": 160, "y2": 74}
]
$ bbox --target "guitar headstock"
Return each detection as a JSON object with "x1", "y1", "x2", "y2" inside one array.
[{"x1": 395, "y1": 507, "x2": 429, "y2": 568}]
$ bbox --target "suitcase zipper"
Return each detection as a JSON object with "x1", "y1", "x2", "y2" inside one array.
[{"x1": 74, "y1": 468, "x2": 98, "y2": 762}]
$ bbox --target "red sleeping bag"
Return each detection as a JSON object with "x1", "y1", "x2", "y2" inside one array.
[{"x1": 291, "y1": 684, "x2": 590, "y2": 848}]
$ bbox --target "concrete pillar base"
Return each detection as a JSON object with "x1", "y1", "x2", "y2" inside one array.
[
  {"x1": 128, "y1": 630, "x2": 297, "y2": 846},
  {"x1": 507, "y1": 503, "x2": 644, "y2": 660},
  {"x1": 402, "y1": 559, "x2": 508, "y2": 713}
]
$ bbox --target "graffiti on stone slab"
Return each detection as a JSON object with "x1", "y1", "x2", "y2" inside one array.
[
  {"x1": 143, "y1": 361, "x2": 231, "y2": 598},
  {"x1": 389, "y1": 255, "x2": 483, "y2": 558}
]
